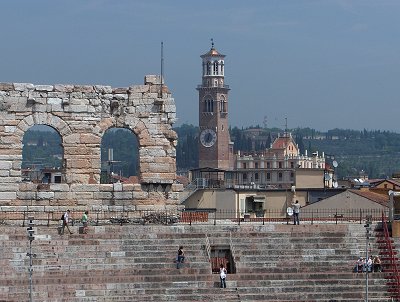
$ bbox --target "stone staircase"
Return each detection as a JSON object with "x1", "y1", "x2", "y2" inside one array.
[
  {"x1": 208, "y1": 224, "x2": 392, "y2": 301},
  {"x1": 0, "y1": 223, "x2": 394, "y2": 301}
]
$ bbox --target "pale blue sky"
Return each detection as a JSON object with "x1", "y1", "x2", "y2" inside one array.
[{"x1": 1, "y1": 0, "x2": 400, "y2": 131}]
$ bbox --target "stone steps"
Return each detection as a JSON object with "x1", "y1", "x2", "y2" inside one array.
[{"x1": 0, "y1": 223, "x2": 393, "y2": 301}]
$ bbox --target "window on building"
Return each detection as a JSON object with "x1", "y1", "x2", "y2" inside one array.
[
  {"x1": 219, "y1": 95, "x2": 227, "y2": 112},
  {"x1": 278, "y1": 172, "x2": 283, "y2": 181},
  {"x1": 255, "y1": 162, "x2": 259, "y2": 169},
  {"x1": 290, "y1": 172, "x2": 294, "y2": 180},
  {"x1": 279, "y1": 162, "x2": 283, "y2": 168},
  {"x1": 207, "y1": 62, "x2": 211, "y2": 75},
  {"x1": 266, "y1": 173, "x2": 270, "y2": 180},
  {"x1": 213, "y1": 61, "x2": 218, "y2": 75},
  {"x1": 243, "y1": 163, "x2": 247, "y2": 169},
  {"x1": 290, "y1": 162, "x2": 294, "y2": 168},
  {"x1": 243, "y1": 173, "x2": 247, "y2": 181},
  {"x1": 204, "y1": 98, "x2": 214, "y2": 113},
  {"x1": 267, "y1": 162, "x2": 270, "y2": 168},
  {"x1": 255, "y1": 173, "x2": 259, "y2": 181}
]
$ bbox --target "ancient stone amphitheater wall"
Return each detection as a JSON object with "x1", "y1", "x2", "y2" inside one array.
[{"x1": 0, "y1": 75, "x2": 183, "y2": 212}]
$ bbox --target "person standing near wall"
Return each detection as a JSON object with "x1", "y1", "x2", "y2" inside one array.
[{"x1": 292, "y1": 200, "x2": 301, "y2": 225}]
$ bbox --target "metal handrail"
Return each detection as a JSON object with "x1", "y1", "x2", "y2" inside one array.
[
  {"x1": 205, "y1": 233, "x2": 211, "y2": 261},
  {"x1": 0, "y1": 208, "x2": 389, "y2": 227},
  {"x1": 229, "y1": 232, "x2": 236, "y2": 260},
  {"x1": 381, "y1": 212, "x2": 400, "y2": 299}
]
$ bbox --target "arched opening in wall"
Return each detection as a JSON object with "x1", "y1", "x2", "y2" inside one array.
[
  {"x1": 100, "y1": 127, "x2": 139, "y2": 184},
  {"x1": 22, "y1": 125, "x2": 64, "y2": 183}
]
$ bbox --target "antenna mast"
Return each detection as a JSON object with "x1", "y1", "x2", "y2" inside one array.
[{"x1": 160, "y1": 41, "x2": 164, "y2": 98}]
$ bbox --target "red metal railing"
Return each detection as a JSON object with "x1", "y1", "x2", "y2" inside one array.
[{"x1": 380, "y1": 212, "x2": 400, "y2": 300}]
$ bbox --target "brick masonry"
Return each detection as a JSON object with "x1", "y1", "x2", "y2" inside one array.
[{"x1": 0, "y1": 75, "x2": 183, "y2": 211}]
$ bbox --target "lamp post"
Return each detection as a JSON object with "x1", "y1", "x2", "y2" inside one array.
[
  {"x1": 26, "y1": 216, "x2": 35, "y2": 302},
  {"x1": 364, "y1": 215, "x2": 372, "y2": 302}
]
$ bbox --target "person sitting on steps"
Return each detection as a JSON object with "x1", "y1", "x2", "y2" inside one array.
[{"x1": 373, "y1": 255, "x2": 382, "y2": 272}]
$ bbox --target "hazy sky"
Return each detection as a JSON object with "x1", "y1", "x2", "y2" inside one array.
[{"x1": 1, "y1": 1, "x2": 400, "y2": 132}]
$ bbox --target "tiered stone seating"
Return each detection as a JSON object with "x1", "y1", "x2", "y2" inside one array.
[
  {"x1": 207, "y1": 224, "x2": 392, "y2": 301},
  {"x1": 0, "y1": 223, "x2": 394, "y2": 301},
  {"x1": 0, "y1": 225, "x2": 239, "y2": 302}
]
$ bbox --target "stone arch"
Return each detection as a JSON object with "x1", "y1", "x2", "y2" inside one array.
[
  {"x1": 0, "y1": 77, "x2": 181, "y2": 210},
  {"x1": 17, "y1": 112, "x2": 72, "y2": 137}
]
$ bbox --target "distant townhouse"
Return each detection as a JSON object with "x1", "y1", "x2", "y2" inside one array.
[{"x1": 225, "y1": 131, "x2": 328, "y2": 190}]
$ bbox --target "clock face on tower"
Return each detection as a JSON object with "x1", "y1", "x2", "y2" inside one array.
[{"x1": 200, "y1": 129, "x2": 217, "y2": 147}]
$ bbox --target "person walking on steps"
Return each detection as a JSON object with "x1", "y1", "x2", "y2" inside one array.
[
  {"x1": 220, "y1": 263, "x2": 227, "y2": 288},
  {"x1": 176, "y1": 246, "x2": 185, "y2": 269},
  {"x1": 292, "y1": 200, "x2": 301, "y2": 225},
  {"x1": 61, "y1": 209, "x2": 73, "y2": 235}
]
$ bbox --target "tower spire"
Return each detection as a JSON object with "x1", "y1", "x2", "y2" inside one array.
[{"x1": 211, "y1": 38, "x2": 214, "y2": 49}]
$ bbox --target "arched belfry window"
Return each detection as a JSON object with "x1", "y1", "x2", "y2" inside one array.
[
  {"x1": 221, "y1": 61, "x2": 224, "y2": 75},
  {"x1": 206, "y1": 62, "x2": 211, "y2": 75},
  {"x1": 213, "y1": 61, "x2": 219, "y2": 75},
  {"x1": 100, "y1": 127, "x2": 139, "y2": 184}
]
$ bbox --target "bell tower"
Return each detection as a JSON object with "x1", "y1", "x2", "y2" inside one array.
[{"x1": 197, "y1": 40, "x2": 233, "y2": 170}]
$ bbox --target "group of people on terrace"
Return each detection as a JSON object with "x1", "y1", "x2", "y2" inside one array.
[{"x1": 354, "y1": 255, "x2": 382, "y2": 273}]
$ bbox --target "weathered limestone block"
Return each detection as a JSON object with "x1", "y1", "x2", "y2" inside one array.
[
  {"x1": 132, "y1": 191, "x2": 149, "y2": 199},
  {"x1": 14, "y1": 83, "x2": 34, "y2": 91},
  {"x1": 80, "y1": 133, "x2": 101, "y2": 144},
  {"x1": 35, "y1": 85, "x2": 53, "y2": 92},
  {"x1": 49, "y1": 184, "x2": 70, "y2": 192},
  {"x1": 0, "y1": 83, "x2": 14, "y2": 91},
  {"x1": 64, "y1": 133, "x2": 81, "y2": 144},
  {"x1": 93, "y1": 192, "x2": 113, "y2": 199},
  {"x1": 0, "y1": 161, "x2": 12, "y2": 170},
  {"x1": 0, "y1": 170, "x2": 9, "y2": 177},
  {"x1": 112, "y1": 191, "x2": 133, "y2": 199},
  {"x1": 65, "y1": 104, "x2": 88, "y2": 113},
  {"x1": 129, "y1": 85, "x2": 149, "y2": 93},
  {"x1": 74, "y1": 85, "x2": 94, "y2": 93},
  {"x1": 47, "y1": 98, "x2": 62, "y2": 105},
  {"x1": 70, "y1": 184, "x2": 99, "y2": 192},
  {"x1": 94, "y1": 85, "x2": 112, "y2": 94},
  {"x1": 54, "y1": 84, "x2": 74, "y2": 92},
  {"x1": 0, "y1": 192, "x2": 17, "y2": 199},
  {"x1": 36, "y1": 191, "x2": 55, "y2": 200}
]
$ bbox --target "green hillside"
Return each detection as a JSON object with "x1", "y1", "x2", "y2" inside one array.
[{"x1": 21, "y1": 125, "x2": 400, "y2": 180}]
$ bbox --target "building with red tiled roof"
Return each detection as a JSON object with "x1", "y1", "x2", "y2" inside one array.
[{"x1": 231, "y1": 132, "x2": 328, "y2": 190}]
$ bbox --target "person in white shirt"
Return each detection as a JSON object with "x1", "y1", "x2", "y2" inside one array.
[
  {"x1": 219, "y1": 264, "x2": 227, "y2": 288},
  {"x1": 292, "y1": 200, "x2": 301, "y2": 225},
  {"x1": 366, "y1": 256, "x2": 373, "y2": 272},
  {"x1": 61, "y1": 209, "x2": 73, "y2": 235}
]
